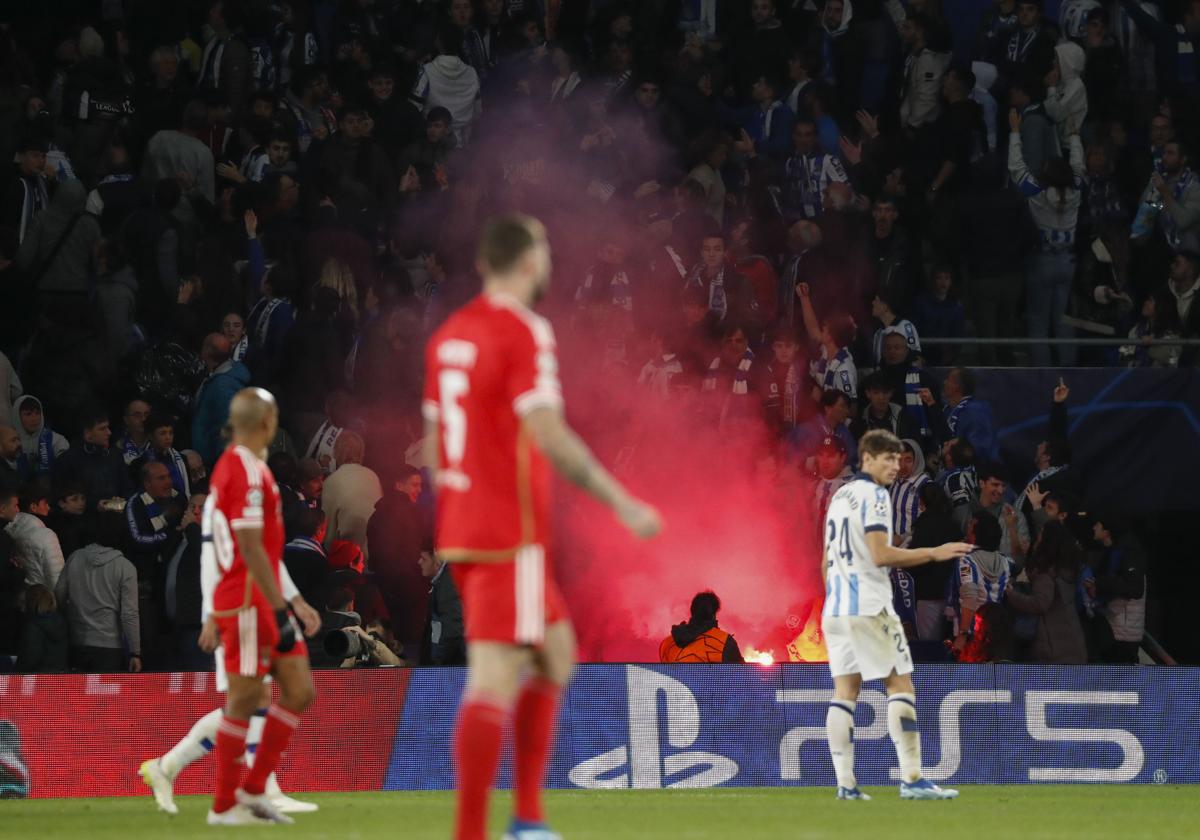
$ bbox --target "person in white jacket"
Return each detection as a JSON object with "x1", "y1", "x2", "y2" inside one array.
[
  {"x1": 1044, "y1": 41, "x2": 1087, "y2": 147},
  {"x1": 412, "y1": 27, "x2": 482, "y2": 148},
  {"x1": 1, "y1": 487, "x2": 66, "y2": 590},
  {"x1": 1009, "y1": 108, "x2": 1086, "y2": 368}
]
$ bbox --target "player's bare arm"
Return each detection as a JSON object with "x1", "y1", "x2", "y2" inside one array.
[
  {"x1": 521, "y1": 405, "x2": 662, "y2": 539},
  {"x1": 864, "y1": 530, "x2": 974, "y2": 569},
  {"x1": 423, "y1": 416, "x2": 440, "y2": 488}
]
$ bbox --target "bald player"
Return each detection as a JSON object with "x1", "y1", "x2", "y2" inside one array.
[{"x1": 201, "y1": 388, "x2": 316, "y2": 826}]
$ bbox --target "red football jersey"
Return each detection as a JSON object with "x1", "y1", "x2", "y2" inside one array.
[
  {"x1": 423, "y1": 292, "x2": 563, "y2": 560},
  {"x1": 203, "y1": 444, "x2": 285, "y2": 612}
]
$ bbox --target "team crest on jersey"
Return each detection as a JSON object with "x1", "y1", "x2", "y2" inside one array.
[
  {"x1": 874, "y1": 498, "x2": 888, "y2": 517},
  {"x1": 247, "y1": 489, "x2": 264, "y2": 506}
]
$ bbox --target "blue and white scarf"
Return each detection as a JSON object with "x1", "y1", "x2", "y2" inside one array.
[
  {"x1": 902, "y1": 369, "x2": 932, "y2": 439},
  {"x1": 1017, "y1": 464, "x2": 1066, "y2": 510},
  {"x1": 945, "y1": 396, "x2": 974, "y2": 437},
  {"x1": 149, "y1": 448, "x2": 190, "y2": 499},
  {"x1": 686, "y1": 264, "x2": 729, "y2": 320},
  {"x1": 16, "y1": 428, "x2": 56, "y2": 477},
  {"x1": 703, "y1": 350, "x2": 754, "y2": 394},
  {"x1": 121, "y1": 435, "x2": 152, "y2": 466},
  {"x1": 1162, "y1": 168, "x2": 1197, "y2": 250},
  {"x1": 577, "y1": 265, "x2": 632, "y2": 312}
]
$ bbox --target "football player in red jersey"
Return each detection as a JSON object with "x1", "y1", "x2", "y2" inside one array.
[
  {"x1": 424, "y1": 214, "x2": 662, "y2": 840},
  {"x1": 203, "y1": 388, "x2": 316, "y2": 826}
]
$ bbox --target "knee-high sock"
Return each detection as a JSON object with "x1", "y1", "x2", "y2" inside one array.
[
  {"x1": 159, "y1": 708, "x2": 222, "y2": 780},
  {"x1": 213, "y1": 716, "x2": 249, "y2": 814},
  {"x1": 454, "y1": 698, "x2": 508, "y2": 840},
  {"x1": 513, "y1": 678, "x2": 562, "y2": 823},
  {"x1": 825, "y1": 700, "x2": 857, "y2": 790},
  {"x1": 242, "y1": 705, "x2": 301, "y2": 796},
  {"x1": 887, "y1": 693, "x2": 922, "y2": 784}
]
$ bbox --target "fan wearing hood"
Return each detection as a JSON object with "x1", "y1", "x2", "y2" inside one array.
[
  {"x1": 412, "y1": 26, "x2": 482, "y2": 148},
  {"x1": 10, "y1": 396, "x2": 70, "y2": 479},
  {"x1": 809, "y1": 0, "x2": 857, "y2": 105},
  {"x1": 1044, "y1": 42, "x2": 1088, "y2": 146},
  {"x1": 889, "y1": 438, "x2": 930, "y2": 543},
  {"x1": 659, "y1": 591, "x2": 744, "y2": 663}
]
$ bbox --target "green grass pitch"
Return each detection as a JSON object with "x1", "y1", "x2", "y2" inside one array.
[{"x1": 3, "y1": 787, "x2": 1198, "y2": 839}]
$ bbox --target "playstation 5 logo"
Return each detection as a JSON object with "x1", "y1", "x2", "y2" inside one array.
[{"x1": 569, "y1": 666, "x2": 739, "y2": 789}]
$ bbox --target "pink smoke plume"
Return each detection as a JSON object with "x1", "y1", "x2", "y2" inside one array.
[{"x1": 551, "y1": 331, "x2": 824, "y2": 663}]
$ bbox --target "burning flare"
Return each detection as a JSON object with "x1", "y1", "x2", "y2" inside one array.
[{"x1": 743, "y1": 647, "x2": 775, "y2": 667}]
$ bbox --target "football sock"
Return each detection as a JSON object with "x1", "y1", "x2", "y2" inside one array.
[
  {"x1": 213, "y1": 715, "x2": 249, "y2": 814},
  {"x1": 887, "y1": 693, "x2": 922, "y2": 784},
  {"x1": 244, "y1": 707, "x2": 268, "y2": 768},
  {"x1": 242, "y1": 705, "x2": 301, "y2": 796},
  {"x1": 454, "y1": 697, "x2": 508, "y2": 840},
  {"x1": 160, "y1": 708, "x2": 221, "y2": 779},
  {"x1": 513, "y1": 677, "x2": 562, "y2": 823},
  {"x1": 825, "y1": 700, "x2": 857, "y2": 790}
]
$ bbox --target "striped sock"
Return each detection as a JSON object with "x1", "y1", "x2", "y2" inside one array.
[
  {"x1": 160, "y1": 708, "x2": 222, "y2": 779},
  {"x1": 826, "y1": 700, "x2": 857, "y2": 790},
  {"x1": 242, "y1": 705, "x2": 301, "y2": 796},
  {"x1": 244, "y1": 708, "x2": 268, "y2": 768}
]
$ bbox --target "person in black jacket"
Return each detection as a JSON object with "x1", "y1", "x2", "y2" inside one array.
[
  {"x1": 908, "y1": 482, "x2": 962, "y2": 642},
  {"x1": 16, "y1": 583, "x2": 69, "y2": 672},
  {"x1": 166, "y1": 493, "x2": 209, "y2": 670},
  {"x1": 283, "y1": 507, "x2": 331, "y2": 613},
  {"x1": 418, "y1": 550, "x2": 464, "y2": 666},
  {"x1": 367, "y1": 465, "x2": 429, "y2": 652},
  {"x1": 52, "y1": 408, "x2": 130, "y2": 512}
]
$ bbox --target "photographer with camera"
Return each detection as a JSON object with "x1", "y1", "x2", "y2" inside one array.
[{"x1": 312, "y1": 586, "x2": 401, "y2": 668}]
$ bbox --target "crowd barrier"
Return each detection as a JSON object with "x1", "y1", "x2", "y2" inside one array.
[{"x1": 2, "y1": 664, "x2": 1196, "y2": 798}]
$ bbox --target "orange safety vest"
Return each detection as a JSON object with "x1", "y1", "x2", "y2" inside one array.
[{"x1": 659, "y1": 627, "x2": 730, "y2": 663}]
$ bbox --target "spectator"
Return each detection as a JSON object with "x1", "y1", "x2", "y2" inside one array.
[
  {"x1": 781, "y1": 118, "x2": 849, "y2": 222},
  {"x1": 909, "y1": 265, "x2": 965, "y2": 366},
  {"x1": 683, "y1": 228, "x2": 760, "y2": 329},
  {"x1": 16, "y1": 177, "x2": 102, "y2": 317},
  {"x1": 124, "y1": 460, "x2": 181, "y2": 578},
  {"x1": 2, "y1": 135, "x2": 50, "y2": 245},
  {"x1": 1044, "y1": 42, "x2": 1088, "y2": 146},
  {"x1": 53, "y1": 408, "x2": 128, "y2": 511},
  {"x1": 116, "y1": 399, "x2": 152, "y2": 467},
  {"x1": 686, "y1": 130, "x2": 730, "y2": 225},
  {"x1": 1085, "y1": 512, "x2": 1146, "y2": 663},
  {"x1": 368, "y1": 464, "x2": 429, "y2": 651},
  {"x1": 1016, "y1": 379, "x2": 1079, "y2": 522},
  {"x1": 284, "y1": 507, "x2": 331, "y2": 615},
  {"x1": 1007, "y1": 74, "x2": 1060, "y2": 188},
  {"x1": 321, "y1": 431, "x2": 382, "y2": 558},
  {"x1": 16, "y1": 583, "x2": 68, "y2": 672},
  {"x1": 418, "y1": 550, "x2": 465, "y2": 666},
  {"x1": 974, "y1": 463, "x2": 1031, "y2": 563},
  {"x1": 191, "y1": 333, "x2": 251, "y2": 466},
  {"x1": 659, "y1": 590, "x2": 744, "y2": 663},
  {"x1": 724, "y1": 73, "x2": 794, "y2": 161},
  {"x1": 869, "y1": 291, "x2": 921, "y2": 366},
  {"x1": 282, "y1": 67, "x2": 338, "y2": 155},
  {"x1": 936, "y1": 437, "x2": 979, "y2": 528},
  {"x1": 755, "y1": 323, "x2": 809, "y2": 438},
  {"x1": 196, "y1": 0, "x2": 252, "y2": 117},
  {"x1": 1006, "y1": 519, "x2": 1088, "y2": 663},
  {"x1": 164, "y1": 492, "x2": 207, "y2": 670},
  {"x1": 54, "y1": 511, "x2": 141, "y2": 673},
  {"x1": 929, "y1": 367, "x2": 999, "y2": 462},
  {"x1": 144, "y1": 413, "x2": 190, "y2": 499},
  {"x1": 897, "y1": 11, "x2": 951, "y2": 131},
  {"x1": 3, "y1": 485, "x2": 66, "y2": 590},
  {"x1": 995, "y1": 0, "x2": 1057, "y2": 83},
  {"x1": 865, "y1": 196, "x2": 916, "y2": 311},
  {"x1": 789, "y1": 389, "x2": 857, "y2": 468},
  {"x1": 10, "y1": 396, "x2": 69, "y2": 480},
  {"x1": 1139, "y1": 140, "x2": 1200, "y2": 261},
  {"x1": 47, "y1": 481, "x2": 89, "y2": 559},
  {"x1": 978, "y1": 0, "x2": 1021, "y2": 71},
  {"x1": 812, "y1": 435, "x2": 852, "y2": 525},
  {"x1": 701, "y1": 323, "x2": 758, "y2": 432},
  {"x1": 875, "y1": 333, "x2": 940, "y2": 452},
  {"x1": 1152, "y1": 249, "x2": 1200, "y2": 365},
  {"x1": 858, "y1": 372, "x2": 916, "y2": 441},
  {"x1": 948, "y1": 511, "x2": 1015, "y2": 655},
  {"x1": 413, "y1": 26, "x2": 482, "y2": 148},
  {"x1": 891, "y1": 440, "x2": 931, "y2": 547},
  {"x1": 0, "y1": 425, "x2": 23, "y2": 485},
  {"x1": 140, "y1": 100, "x2": 215, "y2": 206},
  {"x1": 796, "y1": 283, "x2": 857, "y2": 402}
]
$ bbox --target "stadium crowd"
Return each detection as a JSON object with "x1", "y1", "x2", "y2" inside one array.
[{"x1": 0, "y1": 0, "x2": 1182, "y2": 673}]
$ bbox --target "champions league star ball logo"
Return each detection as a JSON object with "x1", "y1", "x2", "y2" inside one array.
[{"x1": 0, "y1": 720, "x2": 29, "y2": 799}]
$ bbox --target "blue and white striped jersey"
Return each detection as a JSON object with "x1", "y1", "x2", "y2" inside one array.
[
  {"x1": 823, "y1": 475, "x2": 895, "y2": 619},
  {"x1": 948, "y1": 550, "x2": 1016, "y2": 634},
  {"x1": 890, "y1": 473, "x2": 930, "y2": 538}
]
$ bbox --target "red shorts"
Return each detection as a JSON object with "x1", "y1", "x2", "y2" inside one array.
[
  {"x1": 450, "y1": 545, "x2": 569, "y2": 645},
  {"x1": 215, "y1": 602, "x2": 308, "y2": 680}
]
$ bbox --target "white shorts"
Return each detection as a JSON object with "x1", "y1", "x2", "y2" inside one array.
[
  {"x1": 213, "y1": 647, "x2": 274, "y2": 693},
  {"x1": 823, "y1": 611, "x2": 913, "y2": 682}
]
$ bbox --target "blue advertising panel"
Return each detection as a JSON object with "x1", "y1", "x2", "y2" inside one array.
[{"x1": 385, "y1": 664, "x2": 1200, "y2": 790}]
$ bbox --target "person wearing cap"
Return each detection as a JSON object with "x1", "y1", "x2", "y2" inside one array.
[
  {"x1": 2, "y1": 135, "x2": 51, "y2": 245},
  {"x1": 812, "y1": 434, "x2": 852, "y2": 527}
]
